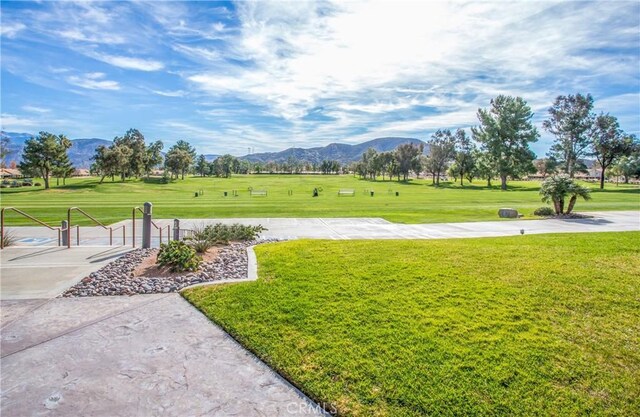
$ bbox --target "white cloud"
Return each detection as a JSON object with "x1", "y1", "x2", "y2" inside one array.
[
  {"x1": 151, "y1": 90, "x2": 187, "y2": 97},
  {"x1": 22, "y1": 106, "x2": 51, "y2": 114},
  {"x1": 185, "y1": 0, "x2": 639, "y2": 145},
  {"x1": 66, "y1": 73, "x2": 120, "y2": 90},
  {"x1": 1, "y1": 113, "x2": 38, "y2": 131},
  {"x1": 1, "y1": 22, "x2": 26, "y2": 38},
  {"x1": 92, "y1": 53, "x2": 164, "y2": 71}
]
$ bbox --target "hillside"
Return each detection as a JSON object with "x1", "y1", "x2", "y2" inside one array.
[
  {"x1": 1, "y1": 132, "x2": 427, "y2": 168},
  {"x1": 241, "y1": 137, "x2": 428, "y2": 164},
  {"x1": 1, "y1": 132, "x2": 111, "y2": 169}
]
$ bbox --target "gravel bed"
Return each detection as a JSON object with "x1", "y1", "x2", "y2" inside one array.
[{"x1": 61, "y1": 239, "x2": 281, "y2": 297}]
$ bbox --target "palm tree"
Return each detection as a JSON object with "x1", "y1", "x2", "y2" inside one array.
[
  {"x1": 540, "y1": 175, "x2": 591, "y2": 215},
  {"x1": 566, "y1": 182, "x2": 591, "y2": 214}
]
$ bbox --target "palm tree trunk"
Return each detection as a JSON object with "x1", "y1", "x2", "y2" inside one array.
[{"x1": 566, "y1": 196, "x2": 577, "y2": 214}]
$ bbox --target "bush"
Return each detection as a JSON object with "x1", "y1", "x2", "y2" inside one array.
[
  {"x1": 2, "y1": 230, "x2": 17, "y2": 248},
  {"x1": 197, "y1": 223, "x2": 266, "y2": 245},
  {"x1": 186, "y1": 224, "x2": 213, "y2": 254},
  {"x1": 157, "y1": 240, "x2": 201, "y2": 272},
  {"x1": 534, "y1": 207, "x2": 555, "y2": 216},
  {"x1": 34, "y1": 182, "x2": 42, "y2": 186}
]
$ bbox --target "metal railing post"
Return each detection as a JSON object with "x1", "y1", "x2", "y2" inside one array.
[
  {"x1": 76, "y1": 225, "x2": 80, "y2": 246},
  {"x1": 61, "y1": 220, "x2": 69, "y2": 246},
  {"x1": 67, "y1": 209, "x2": 72, "y2": 248},
  {"x1": 173, "y1": 219, "x2": 180, "y2": 241},
  {"x1": 132, "y1": 208, "x2": 136, "y2": 248},
  {"x1": 142, "y1": 202, "x2": 152, "y2": 249},
  {"x1": 109, "y1": 228, "x2": 113, "y2": 246}
]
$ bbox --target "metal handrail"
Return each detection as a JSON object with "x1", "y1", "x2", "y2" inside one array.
[
  {"x1": 132, "y1": 206, "x2": 170, "y2": 247},
  {"x1": 67, "y1": 207, "x2": 125, "y2": 248},
  {"x1": 1, "y1": 207, "x2": 62, "y2": 249}
]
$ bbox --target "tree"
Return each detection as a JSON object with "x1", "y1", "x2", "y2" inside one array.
[
  {"x1": 91, "y1": 145, "x2": 118, "y2": 183},
  {"x1": 113, "y1": 128, "x2": 147, "y2": 178},
  {"x1": 452, "y1": 129, "x2": 475, "y2": 187},
  {"x1": 144, "y1": 141, "x2": 164, "y2": 177},
  {"x1": 166, "y1": 140, "x2": 196, "y2": 179},
  {"x1": 395, "y1": 143, "x2": 423, "y2": 181},
  {"x1": 472, "y1": 150, "x2": 494, "y2": 187},
  {"x1": 424, "y1": 130, "x2": 456, "y2": 186},
  {"x1": 52, "y1": 135, "x2": 74, "y2": 185},
  {"x1": 533, "y1": 157, "x2": 558, "y2": 179},
  {"x1": 18, "y1": 132, "x2": 72, "y2": 189},
  {"x1": 195, "y1": 154, "x2": 208, "y2": 177},
  {"x1": 613, "y1": 154, "x2": 640, "y2": 184},
  {"x1": 590, "y1": 113, "x2": 637, "y2": 189},
  {"x1": 540, "y1": 175, "x2": 591, "y2": 215},
  {"x1": 472, "y1": 95, "x2": 539, "y2": 190},
  {"x1": 0, "y1": 135, "x2": 11, "y2": 168},
  {"x1": 543, "y1": 93, "x2": 594, "y2": 178}
]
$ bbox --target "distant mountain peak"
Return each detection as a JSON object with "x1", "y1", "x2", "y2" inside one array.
[{"x1": 242, "y1": 137, "x2": 427, "y2": 164}]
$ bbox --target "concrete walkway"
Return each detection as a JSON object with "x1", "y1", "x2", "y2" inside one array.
[
  {"x1": 1, "y1": 294, "x2": 325, "y2": 416},
  {"x1": 0, "y1": 246, "x2": 133, "y2": 299},
  {"x1": 5, "y1": 211, "x2": 639, "y2": 246}
]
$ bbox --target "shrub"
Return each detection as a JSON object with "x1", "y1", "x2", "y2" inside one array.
[
  {"x1": 186, "y1": 224, "x2": 213, "y2": 254},
  {"x1": 157, "y1": 240, "x2": 201, "y2": 272},
  {"x1": 198, "y1": 223, "x2": 266, "y2": 245},
  {"x1": 2, "y1": 230, "x2": 17, "y2": 248},
  {"x1": 540, "y1": 175, "x2": 591, "y2": 214},
  {"x1": 533, "y1": 207, "x2": 555, "y2": 216},
  {"x1": 34, "y1": 182, "x2": 42, "y2": 186}
]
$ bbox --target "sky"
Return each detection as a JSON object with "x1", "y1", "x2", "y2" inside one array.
[{"x1": 1, "y1": 0, "x2": 639, "y2": 157}]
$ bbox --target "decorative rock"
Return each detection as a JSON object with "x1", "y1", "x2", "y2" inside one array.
[
  {"x1": 60, "y1": 239, "x2": 282, "y2": 298},
  {"x1": 498, "y1": 208, "x2": 519, "y2": 218}
]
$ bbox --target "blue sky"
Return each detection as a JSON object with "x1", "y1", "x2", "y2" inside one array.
[{"x1": 1, "y1": 1, "x2": 638, "y2": 157}]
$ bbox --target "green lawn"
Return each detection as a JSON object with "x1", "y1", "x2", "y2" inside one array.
[
  {"x1": 1, "y1": 175, "x2": 638, "y2": 225},
  {"x1": 183, "y1": 232, "x2": 640, "y2": 416}
]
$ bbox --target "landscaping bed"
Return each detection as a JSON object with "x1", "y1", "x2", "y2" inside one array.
[{"x1": 61, "y1": 240, "x2": 274, "y2": 297}]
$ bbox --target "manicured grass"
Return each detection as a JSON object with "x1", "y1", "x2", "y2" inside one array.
[
  {"x1": 1, "y1": 175, "x2": 637, "y2": 225},
  {"x1": 183, "y1": 232, "x2": 640, "y2": 416}
]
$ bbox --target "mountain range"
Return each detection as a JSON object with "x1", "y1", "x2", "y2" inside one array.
[{"x1": 1, "y1": 131, "x2": 427, "y2": 168}]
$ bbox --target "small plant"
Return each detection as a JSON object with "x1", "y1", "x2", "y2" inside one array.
[
  {"x1": 186, "y1": 224, "x2": 214, "y2": 254},
  {"x1": 34, "y1": 182, "x2": 42, "y2": 186},
  {"x1": 157, "y1": 240, "x2": 201, "y2": 272},
  {"x1": 198, "y1": 223, "x2": 266, "y2": 245},
  {"x1": 533, "y1": 206, "x2": 555, "y2": 216},
  {"x1": 2, "y1": 230, "x2": 17, "y2": 248}
]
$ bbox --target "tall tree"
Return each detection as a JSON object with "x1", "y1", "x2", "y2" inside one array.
[
  {"x1": 0, "y1": 135, "x2": 11, "y2": 168},
  {"x1": 533, "y1": 157, "x2": 559, "y2": 179},
  {"x1": 195, "y1": 154, "x2": 208, "y2": 177},
  {"x1": 425, "y1": 129, "x2": 456, "y2": 186},
  {"x1": 167, "y1": 140, "x2": 196, "y2": 179},
  {"x1": 113, "y1": 128, "x2": 147, "y2": 178},
  {"x1": 590, "y1": 113, "x2": 638, "y2": 189},
  {"x1": 395, "y1": 143, "x2": 423, "y2": 181},
  {"x1": 472, "y1": 95, "x2": 539, "y2": 190},
  {"x1": 453, "y1": 129, "x2": 475, "y2": 187},
  {"x1": 144, "y1": 140, "x2": 164, "y2": 177},
  {"x1": 18, "y1": 132, "x2": 71, "y2": 189},
  {"x1": 613, "y1": 154, "x2": 640, "y2": 184},
  {"x1": 52, "y1": 135, "x2": 74, "y2": 185},
  {"x1": 91, "y1": 145, "x2": 119, "y2": 183},
  {"x1": 543, "y1": 93, "x2": 594, "y2": 177}
]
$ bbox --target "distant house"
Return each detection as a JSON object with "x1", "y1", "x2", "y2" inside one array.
[
  {"x1": 0, "y1": 168, "x2": 22, "y2": 178},
  {"x1": 74, "y1": 168, "x2": 91, "y2": 177}
]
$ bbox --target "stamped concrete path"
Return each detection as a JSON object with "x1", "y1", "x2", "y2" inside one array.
[
  {"x1": 1, "y1": 211, "x2": 638, "y2": 416},
  {"x1": 1, "y1": 294, "x2": 326, "y2": 416}
]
